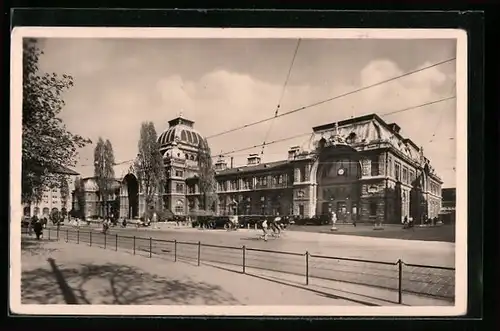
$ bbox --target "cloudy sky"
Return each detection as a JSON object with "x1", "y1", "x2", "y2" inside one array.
[{"x1": 35, "y1": 37, "x2": 457, "y2": 187}]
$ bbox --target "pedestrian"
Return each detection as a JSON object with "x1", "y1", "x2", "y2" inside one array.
[
  {"x1": 28, "y1": 215, "x2": 37, "y2": 237},
  {"x1": 152, "y1": 212, "x2": 158, "y2": 229},
  {"x1": 330, "y1": 211, "x2": 337, "y2": 231},
  {"x1": 33, "y1": 219, "x2": 43, "y2": 240}
]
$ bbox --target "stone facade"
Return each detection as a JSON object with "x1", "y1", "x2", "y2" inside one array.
[
  {"x1": 214, "y1": 114, "x2": 444, "y2": 224},
  {"x1": 70, "y1": 113, "x2": 443, "y2": 224}
]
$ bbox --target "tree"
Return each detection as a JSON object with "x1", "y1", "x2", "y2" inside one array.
[
  {"x1": 134, "y1": 122, "x2": 164, "y2": 213},
  {"x1": 197, "y1": 140, "x2": 217, "y2": 212},
  {"x1": 74, "y1": 177, "x2": 86, "y2": 220},
  {"x1": 60, "y1": 176, "x2": 70, "y2": 210},
  {"x1": 94, "y1": 138, "x2": 115, "y2": 217},
  {"x1": 22, "y1": 38, "x2": 91, "y2": 203}
]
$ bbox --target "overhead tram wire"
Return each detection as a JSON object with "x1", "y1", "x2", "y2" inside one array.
[
  {"x1": 213, "y1": 95, "x2": 456, "y2": 158},
  {"x1": 78, "y1": 96, "x2": 457, "y2": 167},
  {"x1": 428, "y1": 79, "x2": 457, "y2": 144},
  {"x1": 205, "y1": 57, "x2": 456, "y2": 140},
  {"x1": 260, "y1": 39, "x2": 301, "y2": 157}
]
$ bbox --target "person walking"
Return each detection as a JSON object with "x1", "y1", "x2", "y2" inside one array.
[
  {"x1": 330, "y1": 211, "x2": 338, "y2": 231},
  {"x1": 33, "y1": 219, "x2": 43, "y2": 240},
  {"x1": 152, "y1": 211, "x2": 158, "y2": 229}
]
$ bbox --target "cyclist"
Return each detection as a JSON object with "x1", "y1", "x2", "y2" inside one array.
[
  {"x1": 269, "y1": 214, "x2": 282, "y2": 237},
  {"x1": 226, "y1": 215, "x2": 239, "y2": 231}
]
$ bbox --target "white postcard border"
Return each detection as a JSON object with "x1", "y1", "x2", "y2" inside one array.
[{"x1": 10, "y1": 27, "x2": 468, "y2": 317}]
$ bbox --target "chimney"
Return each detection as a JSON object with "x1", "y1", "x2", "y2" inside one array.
[
  {"x1": 288, "y1": 146, "x2": 300, "y2": 160},
  {"x1": 214, "y1": 156, "x2": 227, "y2": 171},
  {"x1": 247, "y1": 153, "x2": 261, "y2": 166},
  {"x1": 388, "y1": 123, "x2": 401, "y2": 134}
]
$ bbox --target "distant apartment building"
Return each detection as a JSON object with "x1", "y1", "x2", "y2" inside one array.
[{"x1": 22, "y1": 165, "x2": 79, "y2": 218}]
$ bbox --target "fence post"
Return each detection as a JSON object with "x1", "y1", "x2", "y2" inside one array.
[
  {"x1": 66, "y1": 229, "x2": 69, "y2": 242},
  {"x1": 133, "y1": 236, "x2": 136, "y2": 255},
  {"x1": 48, "y1": 228, "x2": 51, "y2": 240},
  {"x1": 398, "y1": 259, "x2": 403, "y2": 304},
  {"x1": 104, "y1": 232, "x2": 107, "y2": 249},
  {"x1": 115, "y1": 234, "x2": 118, "y2": 251},
  {"x1": 305, "y1": 251, "x2": 309, "y2": 285},
  {"x1": 77, "y1": 229, "x2": 79, "y2": 244},
  {"x1": 90, "y1": 231, "x2": 92, "y2": 247},
  {"x1": 57, "y1": 228, "x2": 59, "y2": 241},
  {"x1": 174, "y1": 240, "x2": 177, "y2": 262},
  {"x1": 242, "y1": 245, "x2": 246, "y2": 274},
  {"x1": 149, "y1": 237, "x2": 152, "y2": 258},
  {"x1": 197, "y1": 241, "x2": 201, "y2": 266}
]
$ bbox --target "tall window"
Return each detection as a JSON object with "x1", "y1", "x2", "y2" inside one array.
[
  {"x1": 261, "y1": 176, "x2": 267, "y2": 186},
  {"x1": 218, "y1": 181, "x2": 227, "y2": 192},
  {"x1": 298, "y1": 205, "x2": 304, "y2": 217},
  {"x1": 230, "y1": 180, "x2": 238, "y2": 190},
  {"x1": 176, "y1": 183, "x2": 184, "y2": 193},
  {"x1": 300, "y1": 166, "x2": 306, "y2": 182},
  {"x1": 402, "y1": 167, "x2": 408, "y2": 184},
  {"x1": 369, "y1": 201, "x2": 378, "y2": 216},
  {"x1": 371, "y1": 156, "x2": 379, "y2": 176},
  {"x1": 388, "y1": 156, "x2": 393, "y2": 178},
  {"x1": 410, "y1": 170, "x2": 415, "y2": 185},
  {"x1": 394, "y1": 162, "x2": 401, "y2": 181}
]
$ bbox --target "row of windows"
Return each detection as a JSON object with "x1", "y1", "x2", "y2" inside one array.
[
  {"x1": 429, "y1": 182, "x2": 440, "y2": 195},
  {"x1": 393, "y1": 159, "x2": 416, "y2": 185},
  {"x1": 218, "y1": 175, "x2": 288, "y2": 192}
]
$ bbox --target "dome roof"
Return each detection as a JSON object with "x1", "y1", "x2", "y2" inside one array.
[{"x1": 157, "y1": 116, "x2": 208, "y2": 150}]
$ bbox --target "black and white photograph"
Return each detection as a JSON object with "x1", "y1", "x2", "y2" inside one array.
[{"x1": 10, "y1": 27, "x2": 467, "y2": 316}]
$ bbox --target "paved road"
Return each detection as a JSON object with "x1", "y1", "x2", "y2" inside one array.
[{"x1": 43, "y1": 225, "x2": 456, "y2": 300}]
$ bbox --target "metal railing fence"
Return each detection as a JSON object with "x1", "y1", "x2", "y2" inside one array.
[{"x1": 22, "y1": 227, "x2": 455, "y2": 304}]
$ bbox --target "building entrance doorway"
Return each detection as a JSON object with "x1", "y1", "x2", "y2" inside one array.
[
  {"x1": 123, "y1": 174, "x2": 139, "y2": 219},
  {"x1": 336, "y1": 201, "x2": 348, "y2": 222}
]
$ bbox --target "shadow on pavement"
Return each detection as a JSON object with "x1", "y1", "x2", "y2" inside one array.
[
  {"x1": 203, "y1": 262, "x2": 382, "y2": 306},
  {"x1": 22, "y1": 259, "x2": 240, "y2": 305},
  {"x1": 21, "y1": 238, "x2": 59, "y2": 255}
]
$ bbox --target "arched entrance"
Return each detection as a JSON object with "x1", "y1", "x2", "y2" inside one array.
[
  {"x1": 314, "y1": 146, "x2": 362, "y2": 223},
  {"x1": 123, "y1": 174, "x2": 139, "y2": 219}
]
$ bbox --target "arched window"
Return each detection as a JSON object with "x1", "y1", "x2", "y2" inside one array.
[{"x1": 175, "y1": 200, "x2": 184, "y2": 215}]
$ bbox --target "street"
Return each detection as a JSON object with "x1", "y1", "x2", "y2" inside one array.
[{"x1": 45, "y1": 224, "x2": 456, "y2": 301}]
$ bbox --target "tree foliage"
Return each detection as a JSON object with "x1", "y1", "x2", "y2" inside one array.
[
  {"x1": 93, "y1": 138, "x2": 115, "y2": 216},
  {"x1": 197, "y1": 141, "x2": 217, "y2": 211},
  {"x1": 22, "y1": 38, "x2": 91, "y2": 203},
  {"x1": 59, "y1": 176, "x2": 70, "y2": 208},
  {"x1": 74, "y1": 177, "x2": 86, "y2": 219},
  {"x1": 134, "y1": 122, "x2": 164, "y2": 209}
]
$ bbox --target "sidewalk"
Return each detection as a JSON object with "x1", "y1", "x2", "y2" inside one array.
[{"x1": 20, "y1": 238, "x2": 452, "y2": 306}]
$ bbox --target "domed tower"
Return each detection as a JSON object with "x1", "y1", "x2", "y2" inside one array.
[{"x1": 157, "y1": 114, "x2": 209, "y2": 215}]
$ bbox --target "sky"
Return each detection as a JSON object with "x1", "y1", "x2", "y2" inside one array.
[{"x1": 35, "y1": 37, "x2": 457, "y2": 188}]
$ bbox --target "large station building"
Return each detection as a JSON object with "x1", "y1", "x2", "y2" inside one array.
[{"x1": 71, "y1": 113, "x2": 443, "y2": 224}]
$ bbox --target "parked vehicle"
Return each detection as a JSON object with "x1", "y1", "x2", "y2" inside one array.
[{"x1": 292, "y1": 214, "x2": 330, "y2": 226}]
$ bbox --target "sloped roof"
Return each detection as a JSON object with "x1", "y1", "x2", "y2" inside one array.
[
  {"x1": 215, "y1": 160, "x2": 290, "y2": 176},
  {"x1": 30, "y1": 162, "x2": 80, "y2": 176}
]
